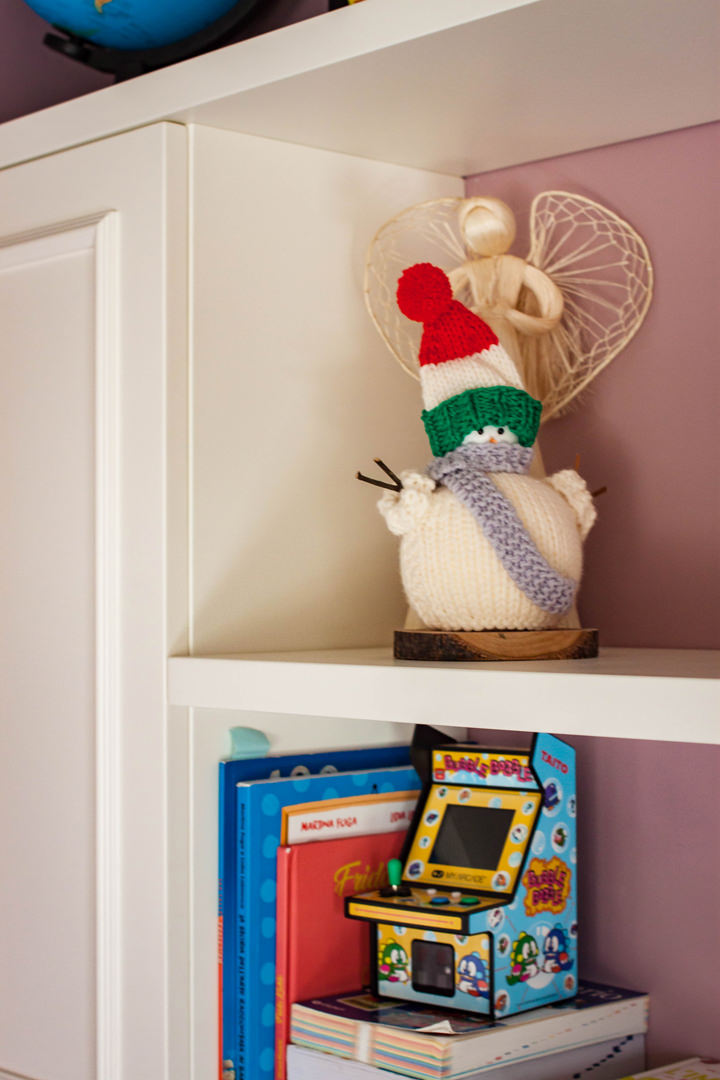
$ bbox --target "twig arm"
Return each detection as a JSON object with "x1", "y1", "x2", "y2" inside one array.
[{"x1": 356, "y1": 458, "x2": 403, "y2": 492}]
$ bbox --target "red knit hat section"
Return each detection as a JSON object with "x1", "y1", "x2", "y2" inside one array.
[{"x1": 396, "y1": 263, "x2": 499, "y2": 367}]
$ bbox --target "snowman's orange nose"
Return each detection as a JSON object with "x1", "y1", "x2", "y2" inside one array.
[{"x1": 489, "y1": 437, "x2": 497, "y2": 444}]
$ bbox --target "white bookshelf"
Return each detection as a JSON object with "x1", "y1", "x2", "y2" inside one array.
[
  {"x1": 168, "y1": 647, "x2": 720, "y2": 744},
  {"x1": 1, "y1": 0, "x2": 718, "y2": 173},
  {"x1": 2, "y1": 2, "x2": 718, "y2": 1076}
]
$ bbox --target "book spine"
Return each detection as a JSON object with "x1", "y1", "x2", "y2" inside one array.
[
  {"x1": 235, "y1": 786, "x2": 250, "y2": 1079},
  {"x1": 219, "y1": 762, "x2": 235, "y2": 1080},
  {"x1": 275, "y1": 847, "x2": 293, "y2": 1080},
  {"x1": 218, "y1": 765, "x2": 225, "y2": 1080}
]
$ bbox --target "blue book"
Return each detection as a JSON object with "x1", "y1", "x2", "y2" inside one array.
[
  {"x1": 219, "y1": 745, "x2": 412, "y2": 1080},
  {"x1": 234, "y1": 762, "x2": 419, "y2": 1080}
]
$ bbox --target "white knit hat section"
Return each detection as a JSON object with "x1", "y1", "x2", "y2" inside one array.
[{"x1": 420, "y1": 342, "x2": 525, "y2": 410}]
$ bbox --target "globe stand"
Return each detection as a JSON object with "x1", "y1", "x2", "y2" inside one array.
[{"x1": 43, "y1": 0, "x2": 266, "y2": 82}]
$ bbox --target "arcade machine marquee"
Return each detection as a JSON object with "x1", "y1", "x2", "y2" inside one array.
[{"x1": 345, "y1": 733, "x2": 577, "y2": 1020}]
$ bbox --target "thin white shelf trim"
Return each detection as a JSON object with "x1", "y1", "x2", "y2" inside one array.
[
  {"x1": 0, "y1": 0, "x2": 718, "y2": 174},
  {"x1": 167, "y1": 647, "x2": 719, "y2": 745}
]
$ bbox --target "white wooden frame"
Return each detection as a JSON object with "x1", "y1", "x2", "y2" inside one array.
[{"x1": 0, "y1": 125, "x2": 188, "y2": 1080}]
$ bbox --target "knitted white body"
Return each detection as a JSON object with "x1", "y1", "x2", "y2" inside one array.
[{"x1": 379, "y1": 469, "x2": 594, "y2": 631}]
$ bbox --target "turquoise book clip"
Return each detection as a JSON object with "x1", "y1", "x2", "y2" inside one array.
[{"x1": 228, "y1": 726, "x2": 270, "y2": 761}]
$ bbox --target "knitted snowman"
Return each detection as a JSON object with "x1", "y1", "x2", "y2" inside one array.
[{"x1": 378, "y1": 263, "x2": 596, "y2": 631}]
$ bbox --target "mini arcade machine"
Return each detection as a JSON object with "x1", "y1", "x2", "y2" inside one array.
[{"x1": 345, "y1": 733, "x2": 577, "y2": 1021}]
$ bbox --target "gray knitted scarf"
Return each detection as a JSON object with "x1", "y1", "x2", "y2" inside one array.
[{"x1": 427, "y1": 443, "x2": 576, "y2": 615}]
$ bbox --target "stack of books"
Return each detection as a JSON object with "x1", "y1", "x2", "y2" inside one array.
[
  {"x1": 287, "y1": 1037, "x2": 645, "y2": 1080},
  {"x1": 289, "y1": 982, "x2": 648, "y2": 1079},
  {"x1": 219, "y1": 744, "x2": 421, "y2": 1080}
]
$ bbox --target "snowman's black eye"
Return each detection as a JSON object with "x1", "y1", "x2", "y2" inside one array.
[
  {"x1": 477, "y1": 428, "x2": 484, "y2": 435},
  {"x1": 498, "y1": 427, "x2": 505, "y2": 434}
]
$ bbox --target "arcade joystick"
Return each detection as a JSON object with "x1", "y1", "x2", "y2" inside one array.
[{"x1": 380, "y1": 858, "x2": 412, "y2": 897}]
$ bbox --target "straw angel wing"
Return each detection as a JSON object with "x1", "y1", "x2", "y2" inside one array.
[{"x1": 364, "y1": 191, "x2": 653, "y2": 422}]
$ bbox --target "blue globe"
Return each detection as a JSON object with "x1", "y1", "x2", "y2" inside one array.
[{"x1": 24, "y1": 0, "x2": 243, "y2": 50}]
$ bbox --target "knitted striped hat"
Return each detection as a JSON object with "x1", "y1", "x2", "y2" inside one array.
[{"x1": 396, "y1": 263, "x2": 542, "y2": 456}]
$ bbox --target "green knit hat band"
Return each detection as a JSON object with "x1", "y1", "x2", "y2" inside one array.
[{"x1": 422, "y1": 385, "x2": 542, "y2": 456}]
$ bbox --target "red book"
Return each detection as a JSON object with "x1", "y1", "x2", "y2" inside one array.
[{"x1": 275, "y1": 831, "x2": 405, "y2": 1080}]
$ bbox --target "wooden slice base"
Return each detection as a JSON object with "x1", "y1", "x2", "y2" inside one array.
[{"x1": 393, "y1": 628, "x2": 599, "y2": 662}]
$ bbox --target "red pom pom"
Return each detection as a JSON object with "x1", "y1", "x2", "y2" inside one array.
[{"x1": 396, "y1": 263, "x2": 453, "y2": 323}]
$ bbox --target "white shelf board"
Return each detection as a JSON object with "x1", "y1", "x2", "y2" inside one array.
[
  {"x1": 167, "y1": 647, "x2": 720, "y2": 744},
  {"x1": 1, "y1": 0, "x2": 718, "y2": 174}
]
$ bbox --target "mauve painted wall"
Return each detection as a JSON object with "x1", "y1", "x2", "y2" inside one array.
[
  {"x1": 0, "y1": 0, "x2": 325, "y2": 125},
  {"x1": 466, "y1": 124, "x2": 720, "y2": 1065},
  {"x1": 0, "y1": 0, "x2": 110, "y2": 123},
  {"x1": 470, "y1": 729, "x2": 720, "y2": 1063},
  {"x1": 571, "y1": 735, "x2": 720, "y2": 1061},
  {"x1": 467, "y1": 123, "x2": 720, "y2": 651}
]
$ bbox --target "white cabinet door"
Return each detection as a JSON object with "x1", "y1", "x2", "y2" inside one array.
[{"x1": 0, "y1": 124, "x2": 188, "y2": 1080}]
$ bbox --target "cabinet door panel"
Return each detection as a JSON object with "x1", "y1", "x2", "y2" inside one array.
[
  {"x1": 0, "y1": 228, "x2": 97, "y2": 1080},
  {"x1": 0, "y1": 125, "x2": 188, "y2": 1080}
]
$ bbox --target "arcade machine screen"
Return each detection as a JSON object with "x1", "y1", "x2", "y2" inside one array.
[
  {"x1": 429, "y1": 805, "x2": 514, "y2": 869},
  {"x1": 404, "y1": 786, "x2": 541, "y2": 896}
]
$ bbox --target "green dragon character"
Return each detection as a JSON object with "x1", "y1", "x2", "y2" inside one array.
[
  {"x1": 506, "y1": 932, "x2": 540, "y2": 985},
  {"x1": 378, "y1": 939, "x2": 410, "y2": 983}
]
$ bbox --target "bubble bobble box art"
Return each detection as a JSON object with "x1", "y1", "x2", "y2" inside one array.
[{"x1": 345, "y1": 733, "x2": 577, "y2": 1021}]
